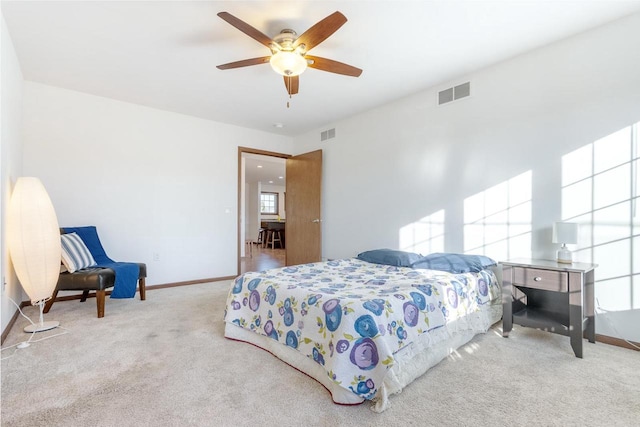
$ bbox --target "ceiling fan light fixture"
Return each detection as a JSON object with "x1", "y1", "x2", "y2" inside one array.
[{"x1": 270, "y1": 51, "x2": 307, "y2": 76}]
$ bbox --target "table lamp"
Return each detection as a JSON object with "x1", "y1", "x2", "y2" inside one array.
[{"x1": 552, "y1": 222, "x2": 578, "y2": 264}]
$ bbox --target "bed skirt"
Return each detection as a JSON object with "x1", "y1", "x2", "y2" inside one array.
[{"x1": 225, "y1": 302, "x2": 502, "y2": 412}]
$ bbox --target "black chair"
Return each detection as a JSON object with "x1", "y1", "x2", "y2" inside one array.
[{"x1": 44, "y1": 228, "x2": 146, "y2": 318}]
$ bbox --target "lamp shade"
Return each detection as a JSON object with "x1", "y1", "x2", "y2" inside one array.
[
  {"x1": 269, "y1": 51, "x2": 307, "y2": 76},
  {"x1": 552, "y1": 222, "x2": 578, "y2": 245},
  {"x1": 7, "y1": 177, "x2": 61, "y2": 304}
]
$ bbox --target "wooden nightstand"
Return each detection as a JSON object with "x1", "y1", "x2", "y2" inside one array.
[{"x1": 501, "y1": 259, "x2": 597, "y2": 358}]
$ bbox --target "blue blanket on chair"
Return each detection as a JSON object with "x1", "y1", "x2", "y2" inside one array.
[{"x1": 63, "y1": 226, "x2": 139, "y2": 299}]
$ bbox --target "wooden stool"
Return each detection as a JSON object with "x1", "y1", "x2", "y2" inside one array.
[
  {"x1": 257, "y1": 228, "x2": 266, "y2": 246},
  {"x1": 267, "y1": 229, "x2": 282, "y2": 249},
  {"x1": 245, "y1": 239, "x2": 253, "y2": 258}
]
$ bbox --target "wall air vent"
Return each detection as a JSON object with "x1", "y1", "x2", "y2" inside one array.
[
  {"x1": 320, "y1": 128, "x2": 336, "y2": 141},
  {"x1": 438, "y1": 88, "x2": 454, "y2": 105},
  {"x1": 438, "y1": 81, "x2": 471, "y2": 105}
]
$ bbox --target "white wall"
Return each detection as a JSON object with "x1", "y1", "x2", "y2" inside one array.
[
  {"x1": 239, "y1": 156, "x2": 246, "y2": 257},
  {"x1": 294, "y1": 13, "x2": 640, "y2": 341},
  {"x1": 245, "y1": 181, "x2": 260, "y2": 243},
  {"x1": 1, "y1": 15, "x2": 26, "y2": 335},
  {"x1": 22, "y1": 82, "x2": 292, "y2": 285}
]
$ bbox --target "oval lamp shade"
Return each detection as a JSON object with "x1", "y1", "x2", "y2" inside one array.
[{"x1": 7, "y1": 177, "x2": 61, "y2": 304}]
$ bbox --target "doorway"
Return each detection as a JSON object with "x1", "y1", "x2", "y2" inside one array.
[
  {"x1": 238, "y1": 147, "x2": 288, "y2": 275},
  {"x1": 237, "y1": 147, "x2": 323, "y2": 276}
]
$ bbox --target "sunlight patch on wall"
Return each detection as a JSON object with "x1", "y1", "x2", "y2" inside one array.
[
  {"x1": 561, "y1": 122, "x2": 639, "y2": 311},
  {"x1": 463, "y1": 171, "x2": 532, "y2": 260},
  {"x1": 399, "y1": 210, "x2": 445, "y2": 255}
]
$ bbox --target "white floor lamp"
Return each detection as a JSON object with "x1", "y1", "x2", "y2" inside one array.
[{"x1": 8, "y1": 177, "x2": 61, "y2": 333}]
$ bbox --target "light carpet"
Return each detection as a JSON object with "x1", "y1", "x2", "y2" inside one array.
[{"x1": 1, "y1": 281, "x2": 639, "y2": 426}]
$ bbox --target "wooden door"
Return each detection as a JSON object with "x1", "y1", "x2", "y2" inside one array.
[{"x1": 285, "y1": 150, "x2": 322, "y2": 266}]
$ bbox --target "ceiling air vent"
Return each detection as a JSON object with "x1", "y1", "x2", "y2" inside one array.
[
  {"x1": 438, "y1": 81, "x2": 471, "y2": 105},
  {"x1": 320, "y1": 128, "x2": 336, "y2": 141}
]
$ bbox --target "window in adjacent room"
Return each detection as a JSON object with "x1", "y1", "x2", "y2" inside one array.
[{"x1": 260, "y1": 192, "x2": 279, "y2": 215}]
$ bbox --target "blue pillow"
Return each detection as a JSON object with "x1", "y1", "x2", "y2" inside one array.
[
  {"x1": 357, "y1": 249, "x2": 423, "y2": 267},
  {"x1": 411, "y1": 253, "x2": 496, "y2": 273}
]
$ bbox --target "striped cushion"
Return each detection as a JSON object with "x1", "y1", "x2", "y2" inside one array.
[{"x1": 61, "y1": 232, "x2": 97, "y2": 273}]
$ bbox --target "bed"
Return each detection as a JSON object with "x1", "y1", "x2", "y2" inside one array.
[{"x1": 224, "y1": 251, "x2": 502, "y2": 412}]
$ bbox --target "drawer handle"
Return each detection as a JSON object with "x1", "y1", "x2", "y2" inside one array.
[{"x1": 534, "y1": 276, "x2": 542, "y2": 281}]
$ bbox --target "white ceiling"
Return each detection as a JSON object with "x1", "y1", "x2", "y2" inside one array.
[
  {"x1": 243, "y1": 153, "x2": 285, "y2": 186},
  {"x1": 3, "y1": 1, "x2": 640, "y2": 137}
]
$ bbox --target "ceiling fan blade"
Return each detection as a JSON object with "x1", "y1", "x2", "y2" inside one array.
[
  {"x1": 217, "y1": 56, "x2": 271, "y2": 70},
  {"x1": 284, "y1": 75, "x2": 299, "y2": 95},
  {"x1": 305, "y1": 56, "x2": 362, "y2": 77},
  {"x1": 217, "y1": 12, "x2": 273, "y2": 49},
  {"x1": 295, "y1": 11, "x2": 347, "y2": 52}
]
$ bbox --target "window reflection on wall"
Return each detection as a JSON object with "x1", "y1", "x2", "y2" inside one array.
[
  {"x1": 561, "y1": 122, "x2": 639, "y2": 311},
  {"x1": 399, "y1": 209, "x2": 445, "y2": 254},
  {"x1": 464, "y1": 171, "x2": 532, "y2": 260}
]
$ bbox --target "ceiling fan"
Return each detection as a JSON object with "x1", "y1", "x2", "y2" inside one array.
[{"x1": 216, "y1": 11, "x2": 362, "y2": 97}]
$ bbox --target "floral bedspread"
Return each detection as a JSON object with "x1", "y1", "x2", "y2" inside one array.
[{"x1": 224, "y1": 258, "x2": 499, "y2": 401}]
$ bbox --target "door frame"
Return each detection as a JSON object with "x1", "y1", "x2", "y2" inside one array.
[{"x1": 237, "y1": 147, "x2": 290, "y2": 276}]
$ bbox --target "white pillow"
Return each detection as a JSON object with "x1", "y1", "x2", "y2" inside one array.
[{"x1": 60, "y1": 232, "x2": 97, "y2": 273}]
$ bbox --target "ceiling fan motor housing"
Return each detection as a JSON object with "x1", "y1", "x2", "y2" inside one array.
[{"x1": 273, "y1": 30, "x2": 299, "y2": 49}]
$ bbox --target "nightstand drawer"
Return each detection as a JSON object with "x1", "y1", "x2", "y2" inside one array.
[{"x1": 513, "y1": 267, "x2": 568, "y2": 292}]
